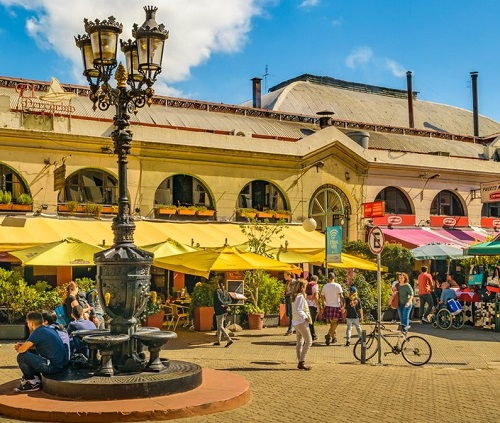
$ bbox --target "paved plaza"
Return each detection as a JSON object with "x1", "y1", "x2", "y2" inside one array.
[{"x1": 0, "y1": 323, "x2": 499, "y2": 423}]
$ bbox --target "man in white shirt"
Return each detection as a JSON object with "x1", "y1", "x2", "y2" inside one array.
[{"x1": 321, "y1": 272, "x2": 344, "y2": 345}]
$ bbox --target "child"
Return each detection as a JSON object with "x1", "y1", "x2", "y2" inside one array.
[{"x1": 345, "y1": 286, "x2": 363, "y2": 347}]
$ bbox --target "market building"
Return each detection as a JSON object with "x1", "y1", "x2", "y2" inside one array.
[{"x1": 0, "y1": 72, "x2": 499, "y2": 263}]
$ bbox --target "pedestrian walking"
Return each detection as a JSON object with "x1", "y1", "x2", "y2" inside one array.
[
  {"x1": 321, "y1": 272, "x2": 344, "y2": 345},
  {"x1": 418, "y1": 266, "x2": 434, "y2": 323},
  {"x1": 283, "y1": 271, "x2": 296, "y2": 336},
  {"x1": 306, "y1": 275, "x2": 319, "y2": 341},
  {"x1": 397, "y1": 272, "x2": 414, "y2": 333},
  {"x1": 345, "y1": 286, "x2": 363, "y2": 346},
  {"x1": 292, "y1": 278, "x2": 312, "y2": 370},
  {"x1": 213, "y1": 280, "x2": 233, "y2": 347}
]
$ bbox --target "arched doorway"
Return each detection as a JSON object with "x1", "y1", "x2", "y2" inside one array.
[
  {"x1": 430, "y1": 190, "x2": 466, "y2": 216},
  {"x1": 309, "y1": 184, "x2": 351, "y2": 238},
  {"x1": 375, "y1": 186, "x2": 413, "y2": 215}
]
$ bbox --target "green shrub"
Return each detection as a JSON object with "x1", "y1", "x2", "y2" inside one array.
[
  {"x1": 83, "y1": 203, "x2": 102, "y2": 216},
  {"x1": 15, "y1": 193, "x2": 33, "y2": 205},
  {"x1": 257, "y1": 272, "x2": 284, "y2": 315},
  {"x1": 0, "y1": 190, "x2": 12, "y2": 204},
  {"x1": 189, "y1": 279, "x2": 217, "y2": 312}
]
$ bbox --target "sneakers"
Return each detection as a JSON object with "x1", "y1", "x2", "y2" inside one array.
[
  {"x1": 284, "y1": 331, "x2": 293, "y2": 336},
  {"x1": 213, "y1": 342, "x2": 221, "y2": 346},
  {"x1": 312, "y1": 335, "x2": 318, "y2": 342},
  {"x1": 225, "y1": 340, "x2": 234, "y2": 348},
  {"x1": 345, "y1": 340, "x2": 350, "y2": 347},
  {"x1": 14, "y1": 378, "x2": 41, "y2": 393},
  {"x1": 324, "y1": 334, "x2": 331, "y2": 346},
  {"x1": 297, "y1": 361, "x2": 312, "y2": 370}
]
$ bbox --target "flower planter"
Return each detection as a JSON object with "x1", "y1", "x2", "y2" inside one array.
[
  {"x1": 58, "y1": 205, "x2": 84, "y2": 213},
  {"x1": 101, "y1": 206, "x2": 118, "y2": 214},
  {"x1": 144, "y1": 309, "x2": 165, "y2": 329},
  {"x1": 0, "y1": 324, "x2": 28, "y2": 340},
  {"x1": 279, "y1": 303, "x2": 289, "y2": 327},
  {"x1": 238, "y1": 211, "x2": 257, "y2": 219},
  {"x1": 194, "y1": 306, "x2": 214, "y2": 331},
  {"x1": 178, "y1": 209, "x2": 196, "y2": 216},
  {"x1": 248, "y1": 312, "x2": 264, "y2": 330},
  {"x1": 12, "y1": 204, "x2": 33, "y2": 212},
  {"x1": 273, "y1": 213, "x2": 290, "y2": 220},
  {"x1": 157, "y1": 207, "x2": 177, "y2": 215},
  {"x1": 256, "y1": 212, "x2": 273, "y2": 219},
  {"x1": 263, "y1": 313, "x2": 280, "y2": 327},
  {"x1": 0, "y1": 204, "x2": 13, "y2": 211},
  {"x1": 196, "y1": 210, "x2": 215, "y2": 217}
]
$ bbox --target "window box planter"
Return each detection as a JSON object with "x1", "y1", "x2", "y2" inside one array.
[
  {"x1": 196, "y1": 209, "x2": 215, "y2": 217},
  {"x1": 256, "y1": 211, "x2": 273, "y2": 219},
  {"x1": 178, "y1": 208, "x2": 196, "y2": 216},
  {"x1": 101, "y1": 206, "x2": 118, "y2": 214},
  {"x1": 12, "y1": 204, "x2": 33, "y2": 212},
  {"x1": 194, "y1": 306, "x2": 214, "y2": 331},
  {"x1": 157, "y1": 207, "x2": 177, "y2": 215},
  {"x1": 58, "y1": 204, "x2": 84, "y2": 213},
  {"x1": 0, "y1": 204, "x2": 13, "y2": 211},
  {"x1": 273, "y1": 212, "x2": 291, "y2": 220},
  {"x1": 238, "y1": 210, "x2": 257, "y2": 219}
]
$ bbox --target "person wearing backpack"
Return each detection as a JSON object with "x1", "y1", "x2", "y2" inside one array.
[{"x1": 305, "y1": 275, "x2": 319, "y2": 341}]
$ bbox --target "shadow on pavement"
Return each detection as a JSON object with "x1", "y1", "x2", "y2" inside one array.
[
  {"x1": 223, "y1": 367, "x2": 292, "y2": 372},
  {"x1": 410, "y1": 324, "x2": 500, "y2": 342}
]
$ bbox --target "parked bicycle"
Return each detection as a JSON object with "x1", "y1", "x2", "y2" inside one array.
[
  {"x1": 428, "y1": 299, "x2": 464, "y2": 330},
  {"x1": 353, "y1": 322, "x2": 432, "y2": 366}
]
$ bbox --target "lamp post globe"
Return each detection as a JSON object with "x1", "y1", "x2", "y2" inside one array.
[{"x1": 303, "y1": 217, "x2": 317, "y2": 232}]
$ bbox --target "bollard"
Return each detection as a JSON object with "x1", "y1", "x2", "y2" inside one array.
[{"x1": 360, "y1": 330, "x2": 366, "y2": 364}]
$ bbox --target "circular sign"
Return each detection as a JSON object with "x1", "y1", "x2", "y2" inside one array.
[{"x1": 368, "y1": 226, "x2": 385, "y2": 255}]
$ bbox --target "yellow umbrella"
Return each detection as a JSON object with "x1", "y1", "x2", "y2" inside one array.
[
  {"x1": 153, "y1": 246, "x2": 299, "y2": 278},
  {"x1": 10, "y1": 237, "x2": 103, "y2": 266},
  {"x1": 310, "y1": 252, "x2": 388, "y2": 272},
  {"x1": 141, "y1": 238, "x2": 198, "y2": 258}
]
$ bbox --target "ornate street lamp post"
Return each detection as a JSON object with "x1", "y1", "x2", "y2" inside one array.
[{"x1": 75, "y1": 6, "x2": 168, "y2": 372}]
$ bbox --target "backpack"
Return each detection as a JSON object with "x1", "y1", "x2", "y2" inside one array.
[
  {"x1": 77, "y1": 290, "x2": 90, "y2": 309},
  {"x1": 54, "y1": 304, "x2": 70, "y2": 326},
  {"x1": 306, "y1": 282, "x2": 316, "y2": 296}
]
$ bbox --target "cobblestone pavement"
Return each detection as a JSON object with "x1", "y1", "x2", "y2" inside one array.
[{"x1": 0, "y1": 322, "x2": 499, "y2": 423}]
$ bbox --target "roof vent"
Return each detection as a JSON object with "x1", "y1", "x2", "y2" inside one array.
[
  {"x1": 346, "y1": 131, "x2": 370, "y2": 149},
  {"x1": 232, "y1": 129, "x2": 251, "y2": 137},
  {"x1": 316, "y1": 110, "x2": 335, "y2": 129}
]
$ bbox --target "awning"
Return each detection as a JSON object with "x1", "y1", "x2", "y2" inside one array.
[
  {"x1": 381, "y1": 228, "x2": 466, "y2": 249},
  {"x1": 431, "y1": 229, "x2": 486, "y2": 245},
  {"x1": 0, "y1": 216, "x2": 325, "y2": 252}
]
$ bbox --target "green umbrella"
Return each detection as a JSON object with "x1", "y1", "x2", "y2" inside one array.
[
  {"x1": 411, "y1": 243, "x2": 465, "y2": 260},
  {"x1": 464, "y1": 236, "x2": 500, "y2": 256}
]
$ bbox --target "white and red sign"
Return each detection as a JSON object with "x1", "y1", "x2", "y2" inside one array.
[
  {"x1": 481, "y1": 217, "x2": 500, "y2": 229},
  {"x1": 368, "y1": 226, "x2": 385, "y2": 255},
  {"x1": 429, "y1": 216, "x2": 469, "y2": 227},
  {"x1": 480, "y1": 181, "x2": 500, "y2": 204},
  {"x1": 362, "y1": 201, "x2": 385, "y2": 218},
  {"x1": 372, "y1": 215, "x2": 416, "y2": 227}
]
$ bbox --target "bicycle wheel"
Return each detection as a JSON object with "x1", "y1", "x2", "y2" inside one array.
[
  {"x1": 401, "y1": 336, "x2": 432, "y2": 366},
  {"x1": 436, "y1": 309, "x2": 452, "y2": 329},
  {"x1": 353, "y1": 333, "x2": 379, "y2": 362},
  {"x1": 452, "y1": 311, "x2": 465, "y2": 329}
]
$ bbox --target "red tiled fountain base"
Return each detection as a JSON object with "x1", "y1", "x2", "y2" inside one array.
[{"x1": 0, "y1": 368, "x2": 250, "y2": 422}]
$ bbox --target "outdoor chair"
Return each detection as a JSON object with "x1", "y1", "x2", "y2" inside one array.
[{"x1": 169, "y1": 304, "x2": 190, "y2": 330}]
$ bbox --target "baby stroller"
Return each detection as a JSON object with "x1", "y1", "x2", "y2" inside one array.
[{"x1": 428, "y1": 299, "x2": 464, "y2": 330}]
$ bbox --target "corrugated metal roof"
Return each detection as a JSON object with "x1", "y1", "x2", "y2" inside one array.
[{"x1": 257, "y1": 80, "x2": 500, "y2": 137}]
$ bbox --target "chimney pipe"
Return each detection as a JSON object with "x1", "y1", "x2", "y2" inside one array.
[
  {"x1": 347, "y1": 131, "x2": 370, "y2": 149},
  {"x1": 252, "y1": 77, "x2": 262, "y2": 108},
  {"x1": 317, "y1": 110, "x2": 335, "y2": 129},
  {"x1": 471, "y1": 71, "x2": 479, "y2": 137},
  {"x1": 406, "y1": 71, "x2": 415, "y2": 128}
]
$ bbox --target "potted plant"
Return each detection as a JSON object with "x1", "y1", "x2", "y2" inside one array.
[
  {"x1": 13, "y1": 193, "x2": 33, "y2": 211},
  {"x1": 83, "y1": 203, "x2": 102, "y2": 217},
  {"x1": 156, "y1": 204, "x2": 177, "y2": 215},
  {"x1": 58, "y1": 201, "x2": 82, "y2": 214},
  {"x1": 195, "y1": 206, "x2": 216, "y2": 217},
  {"x1": 190, "y1": 280, "x2": 216, "y2": 331},
  {"x1": 101, "y1": 204, "x2": 118, "y2": 214},
  {"x1": 243, "y1": 271, "x2": 266, "y2": 330},
  {"x1": 258, "y1": 273, "x2": 284, "y2": 327},
  {"x1": 256, "y1": 209, "x2": 273, "y2": 219},
  {"x1": 237, "y1": 208, "x2": 257, "y2": 219},
  {"x1": 142, "y1": 291, "x2": 165, "y2": 329},
  {"x1": 273, "y1": 209, "x2": 291, "y2": 220},
  {"x1": 177, "y1": 205, "x2": 197, "y2": 216},
  {"x1": 0, "y1": 190, "x2": 13, "y2": 211}
]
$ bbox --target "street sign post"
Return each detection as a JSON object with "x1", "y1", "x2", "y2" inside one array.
[{"x1": 368, "y1": 226, "x2": 385, "y2": 364}]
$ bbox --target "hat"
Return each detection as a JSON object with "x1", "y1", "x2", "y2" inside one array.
[{"x1": 349, "y1": 285, "x2": 357, "y2": 293}]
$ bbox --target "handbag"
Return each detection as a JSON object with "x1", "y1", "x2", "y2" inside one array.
[
  {"x1": 468, "y1": 266, "x2": 484, "y2": 286},
  {"x1": 389, "y1": 284, "x2": 399, "y2": 309},
  {"x1": 486, "y1": 267, "x2": 500, "y2": 287}
]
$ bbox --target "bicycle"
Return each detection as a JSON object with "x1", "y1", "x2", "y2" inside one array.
[{"x1": 353, "y1": 322, "x2": 432, "y2": 366}]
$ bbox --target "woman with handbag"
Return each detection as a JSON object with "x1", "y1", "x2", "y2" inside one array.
[
  {"x1": 396, "y1": 272, "x2": 414, "y2": 333},
  {"x1": 388, "y1": 279, "x2": 399, "y2": 324}
]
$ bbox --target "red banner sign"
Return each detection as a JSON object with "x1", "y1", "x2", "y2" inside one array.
[
  {"x1": 429, "y1": 216, "x2": 469, "y2": 227},
  {"x1": 362, "y1": 201, "x2": 385, "y2": 218},
  {"x1": 226, "y1": 271, "x2": 244, "y2": 280},
  {"x1": 481, "y1": 217, "x2": 500, "y2": 229},
  {"x1": 372, "y1": 215, "x2": 416, "y2": 226}
]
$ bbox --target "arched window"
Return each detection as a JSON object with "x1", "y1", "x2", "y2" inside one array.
[
  {"x1": 430, "y1": 190, "x2": 465, "y2": 216},
  {"x1": 482, "y1": 202, "x2": 500, "y2": 218},
  {"x1": 375, "y1": 187, "x2": 413, "y2": 215},
  {"x1": 0, "y1": 163, "x2": 29, "y2": 200},
  {"x1": 155, "y1": 175, "x2": 213, "y2": 208},
  {"x1": 237, "y1": 180, "x2": 288, "y2": 211},
  {"x1": 309, "y1": 184, "x2": 350, "y2": 238},
  {"x1": 59, "y1": 169, "x2": 118, "y2": 205}
]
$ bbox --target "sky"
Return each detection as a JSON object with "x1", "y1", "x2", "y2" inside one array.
[{"x1": 0, "y1": 0, "x2": 499, "y2": 121}]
